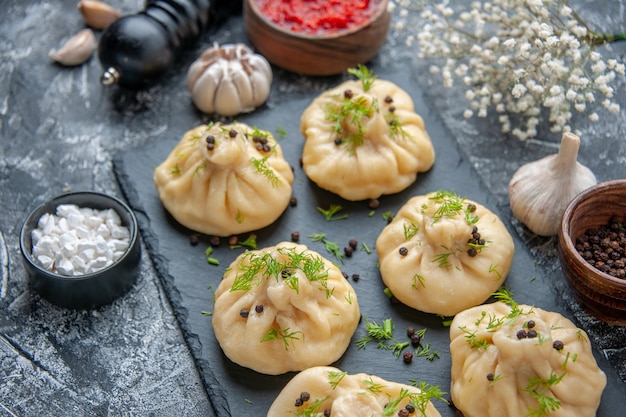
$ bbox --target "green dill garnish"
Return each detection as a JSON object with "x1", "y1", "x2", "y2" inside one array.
[
  {"x1": 382, "y1": 211, "x2": 394, "y2": 221},
  {"x1": 576, "y1": 329, "x2": 588, "y2": 343},
  {"x1": 325, "y1": 94, "x2": 377, "y2": 154},
  {"x1": 275, "y1": 126, "x2": 287, "y2": 139},
  {"x1": 328, "y1": 370, "x2": 347, "y2": 389},
  {"x1": 250, "y1": 156, "x2": 282, "y2": 187},
  {"x1": 368, "y1": 210, "x2": 376, "y2": 217},
  {"x1": 459, "y1": 325, "x2": 490, "y2": 349},
  {"x1": 170, "y1": 164, "x2": 181, "y2": 174},
  {"x1": 415, "y1": 341, "x2": 440, "y2": 361},
  {"x1": 356, "y1": 317, "x2": 410, "y2": 358},
  {"x1": 249, "y1": 126, "x2": 270, "y2": 140},
  {"x1": 200, "y1": 310, "x2": 212, "y2": 316},
  {"x1": 347, "y1": 64, "x2": 377, "y2": 92},
  {"x1": 205, "y1": 247, "x2": 219, "y2": 266},
  {"x1": 362, "y1": 377, "x2": 386, "y2": 395},
  {"x1": 422, "y1": 190, "x2": 479, "y2": 225},
  {"x1": 235, "y1": 209, "x2": 244, "y2": 224},
  {"x1": 489, "y1": 263, "x2": 503, "y2": 280},
  {"x1": 522, "y1": 372, "x2": 566, "y2": 417},
  {"x1": 432, "y1": 249, "x2": 453, "y2": 268},
  {"x1": 230, "y1": 234, "x2": 257, "y2": 249},
  {"x1": 412, "y1": 274, "x2": 426, "y2": 290},
  {"x1": 407, "y1": 380, "x2": 449, "y2": 417},
  {"x1": 361, "y1": 241, "x2": 372, "y2": 254},
  {"x1": 309, "y1": 233, "x2": 344, "y2": 263},
  {"x1": 403, "y1": 221, "x2": 419, "y2": 240},
  {"x1": 317, "y1": 204, "x2": 348, "y2": 221},
  {"x1": 261, "y1": 327, "x2": 304, "y2": 351},
  {"x1": 194, "y1": 161, "x2": 207, "y2": 175},
  {"x1": 383, "y1": 287, "x2": 394, "y2": 299},
  {"x1": 386, "y1": 112, "x2": 409, "y2": 138},
  {"x1": 292, "y1": 396, "x2": 329, "y2": 417}
]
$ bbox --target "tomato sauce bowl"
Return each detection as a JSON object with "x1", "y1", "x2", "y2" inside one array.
[{"x1": 243, "y1": 0, "x2": 391, "y2": 76}]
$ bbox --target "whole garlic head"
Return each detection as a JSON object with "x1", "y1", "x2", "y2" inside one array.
[
  {"x1": 186, "y1": 43, "x2": 272, "y2": 117},
  {"x1": 508, "y1": 132, "x2": 597, "y2": 236}
]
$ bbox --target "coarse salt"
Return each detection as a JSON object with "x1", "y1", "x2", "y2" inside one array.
[{"x1": 31, "y1": 204, "x2": 131, "y2": 276}]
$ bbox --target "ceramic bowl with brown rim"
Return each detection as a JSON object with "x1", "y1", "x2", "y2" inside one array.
[
  {"x1": 243, "y1": 0, "x2": 390, "y2": 76},
  {"x1": 558, "y1": 179, "x2": 626, "y2": 326}
]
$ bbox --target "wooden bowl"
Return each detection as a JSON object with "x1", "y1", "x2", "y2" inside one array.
[
  {"x1": 558, "y1": 179, "x2": 626, "y2": 326},
  {"x1": 243, "y1": 0, "x2": 391, "y2": 76}
]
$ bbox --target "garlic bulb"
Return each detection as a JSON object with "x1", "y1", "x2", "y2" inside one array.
[
  {"x1": 186, "y1": 43, "x2": 272, "y2": 117},
  {"x1": 508, "y1": 132, "x2": 597, "y2": 236}
]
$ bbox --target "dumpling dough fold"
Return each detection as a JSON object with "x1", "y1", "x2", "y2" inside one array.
[
  {"x1": 300, "y1": 78, "x2": 435, "y2": 201},
  {"x1": 267, "y1": 366, "x2": 442, "y2": 417},
  {"x1": 212, "y1": 242, "x2": 360, "y2": 375},
  {"x1": 450, "y1": 302, "x2": 607, "y2": 417},
  {"x1": 154, "y1": 122, "x2": 294, "y2": 236},
  {"x1": 376, "y1": 190, "x2": 514, "y2": 316}
]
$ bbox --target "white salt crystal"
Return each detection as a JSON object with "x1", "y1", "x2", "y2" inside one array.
[
  {"x1": 36, "y1": 255, "x2": 54, "y2": 270},
  {"x1": 55, "y1": 258, "x2": 75, "y2": 275},
  {"x1": 96, "y1": 223, "x2": 111, "y2": 239}
]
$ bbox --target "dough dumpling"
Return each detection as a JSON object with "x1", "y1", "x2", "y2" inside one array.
[
  {"x1": 154, "y1": 122, "x2": 294, "y2": 236},
  {"x1": 267, "y1": 366, "x2": 442, "y2": 417},
  {"x1": 376, "y1": 190, "x2": 514, "y2": 316},
  {"x1": 300, "y1": 77, "x2": 435, "y2": 201},
  {"x1": 450, "y1": 301, "x2": 607, "y2": 417},
  {"x1": 212, "y1": 242, "x2": 360, "y2": 375}
]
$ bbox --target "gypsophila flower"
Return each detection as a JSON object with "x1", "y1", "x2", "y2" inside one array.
[{"x1": 416, "y1": 0, "x2": 626, "y2": 140}]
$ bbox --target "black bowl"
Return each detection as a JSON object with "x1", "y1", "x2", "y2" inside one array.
[{"x1": 19, "y1": 191, "x2": 141, "y2": 309}]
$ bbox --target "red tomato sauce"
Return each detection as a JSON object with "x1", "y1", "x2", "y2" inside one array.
[{"x1": 255, "y1": 0, "x2": 382, "y2": 35}]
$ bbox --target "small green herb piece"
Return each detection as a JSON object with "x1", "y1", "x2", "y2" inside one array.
[
  {"x1": 328, "y1": 370, "x2": 347, "y2": 389},
  {"x1": 347, "y1": 64, "x2": 377, "y2": 92},
  {"x1": 205, "y1": 247, "x2": 219, "y2": 266},
  {"x1": 309, "y1": 233, "x2": 344, "y2": 263},
  {"x1": 261, "y1": 327, "x2": 304, "y2": 351},
  {"x1": 356, "y1": 318, "x2": 410, "y2": 358},
  {"x1": 317, "y1": 204, "x2": 348, "y2": 221},
  {"x1": 230, "y1": 234, "x2": 257, "y2": 249},
  {"x1": 412, "y1": 273, "x2": 426, "y2": 290},
  {"x1": 403, "y1": 221, "x2": 419, "y2": 240},
  {"x1": 522, "y1": 372, "x2": 566, "y2": 417},
  {"x1": 275, "y1": 126, "x2": 287, "y2": 139},
  {"x1": 200, "y1": 310, "x2": 212, "y2": 316},
  {"x1": 415, "y1": 342, "x2": 440, "y2": 361},
  {"x1": 250, "y1": 156, "x2": 282, "y2": 187},
  {"x1": 368, "y1": 210, "x2": 376, "y2": 217},
  {"x1": 423, "y1": 190, "x2": 479, "y2": 225},
  {"x1": 194, "y1": 161, "x2": 207, "y2": 175},
  {"x1": 386, "y1": 112, "x2": 409, "y2": 138},
  {"x1": 292, "y1": 396, "x2": 329, "y2": 417},
  {"x1": 170, "y1": 164, "x2": 181, "y2": 174},
  {"x1": 432, "y1": 250, "x2": 453, "y2": 268},
  {"x1": 382, "y1": 211, "x2": 394, "y2": 221},
  {"x1": 362, "y1": 377, "x2": 386, "y2": 395},
  {"x1": 361, "y1": 241, "x2": 372, "y2": 254},
  {"x1": 459, "y1": 325, "x2": 490, "y2": 349},
  {"x1": 407, "y1": 380, "x2": 449, "y2": 417},
  {"x1": 383, "y1": 287, "x2": 394, "y2": 299}
]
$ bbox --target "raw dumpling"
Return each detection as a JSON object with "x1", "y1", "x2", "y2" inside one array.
[
  {"x1": 376, "y1": 190, "x2": 514, "y2": 316},
  {"x1": 212, "y1": 242, "x2": 360, "y2": 375},
  {"x1": 450, "y1": 301, "x2": 607, "y2": 417},
  {"x1": 267, "y1": 366, "x2": 443, "y2": 417},
  {"x1": 153, "y1": 122, "x2": 294, "y2": 236},
  {"x1": 300, "y1": 74, "x2": 435, "y2": 201}
]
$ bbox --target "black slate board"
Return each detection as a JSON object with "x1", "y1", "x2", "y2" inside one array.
[{"x1": 114, "y1": 68, "x2": 625, "y2": 416}]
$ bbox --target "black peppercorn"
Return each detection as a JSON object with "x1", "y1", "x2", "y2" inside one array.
[
  {"x1": 399, "y1": 247, "x2": 408, "y2": 256},
  {"x1": 369, "y1": 198, "x2": 380, "y2": 209},
  {"x1": 553, "y1": 340, "x2": 564, "y2": 351},
  {"x1": 527, "y1": 329, "x2": 537, "y2": 338},
  {"x1": 351, "y1": 273, "x2": 360, "y2": 282},
  {"x1": 291, "y1": 231, "x2": 300, "y2": 242},
  {"x1": 255, "y1": 304, "x2": 264, "y2": 313},
  {"x1": 398, "y1": 409, "x2": 410, "y2": 417},
  {"x1": 334, "y1": 137, "x2": 342, "y2": 145},
  {"x1": 189, "y1": 234, "x2": 200, "y2": 246},
  {"x1": 228, "y1": 129, "x2": 237, "y2": 138},
  {"x1": 290, "y1": 197, "x2": 298, "y2": 207},
  {"x1": 403, "y1": 351, "x2": 413, "y2": 364},
  {"x1": 294, "y1": 398, "x2": 303, "y2": 407},
  {"x1": 239, "y1": 309, "x2": 249, "y2": 318},
  {"x1": 344, "y1": 246, "x2": 353, "y2": 257},
  {"x1": 344, "y1": 89, "x2": 353, "y2": 99},
  {"x1": 486, "y1": 373, "x2": 494, "y2": 381},
  {"x1": 349, "y1": 239, "x2": 358, "y2": 249},
  {"x1": 516, "y1": 329, "x2": 527, "y2": 339},
  {"x1": 300, "y1": 392, "x2": 310, "y2": 402}
]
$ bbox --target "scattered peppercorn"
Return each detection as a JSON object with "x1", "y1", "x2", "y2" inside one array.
[
  {"x1": 290, "y1": 197, "x2": 298, "y2": 207},
  {"x1": 467, "y1": 203, "x2": 476, "y2": 213},
  {"x1": 189, "y1": 234, "x2": 200, "y2": 246},
  {"x1": 342, "y1": 272, "x2": 349, "y2": 280},
  {"x1": 407, "y1": 327, "x2": 415, "y2": 337},
  {"x1": 255, "y1": 304, "x2": 264, "y2": 313},
  {"x1": 516, "y1": 329, "x2": 527, "y2": 339},
  {"x1": 291, "y1": 231, "x2": 300, "y2": 242},
  {"x1": 300, "y1": 392, "x2": 310, "y2": 402},
  {"x1": 384, "y1": 95, "x2": 393, "y2": 104},
  {"x1": 399, "y1": 246, "x2": 408, "y2": 256},
  {"x1": 410, "y1": 334, "x2": 421, "y2": 347},
  {"x1": 344, "y1": 89, "x2": 353, "y2": 99},
  {"x1": 405, "y1": 404, "x2": 415, "y2": 414},
  {"x1": 206, "y1": 143, "x2": 214, "y2": 151},
  {"x1": 553, "y1": 340, "x2": 564, "y2": 351},
  {"x1": 351, "y1": 273, "x2": 360, "y2": 282},
  {"x1": 228, "y1": 235, "x2": 238, "y2": 246},
  {"x1": 398, "y1": 409, "x2": 410, "y2": 417},
  {"x1": 403, "y1": 350, "x2": 413, "y2": 364},
  {"x1": 527, "y1": 329, "x2": 537, "y2": 338},
  {"x1": 334, "y1": 137, "x2": 342, "y2": 145},
  {"x1": 389, "y1": 105, "x2": 396, "y2": 113},
  {"x1": 294, "y1": 398, "x2": 303, "y2": 407},
  {"x1": 239, "y1": 309, "x2": 249, "y2": 318},
  {"x1": 323, "y1": 408, "x2": 331, "y2": 417},
  {"x1": 228, "y1": 129, "x2": 237, "y2": 138},
  {"x1": 576, "y1": 216, "x2": 626, "y2": 279},
  {"x1": 349, "y1": 239, "x2": 358, "y2": 249},
  {"x1": 526, "y1": 320, "x2": 536, "y2": 329},
  {"x1": 467, "y1": 247, "x2": 478, "y2": 257},
  {"x1": 344, "y1": 246, "x2": 353, "y2": 257},
  {"x1": 369, "y1": 198, "x2": 380, "y2": 209}
]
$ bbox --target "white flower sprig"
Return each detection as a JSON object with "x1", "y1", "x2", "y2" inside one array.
[{"x1": 416, "y1": 0, "x2": 626, "y2": 141}]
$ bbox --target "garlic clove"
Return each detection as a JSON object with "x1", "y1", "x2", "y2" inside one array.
[
  {"x1": 49, "y1": 29, "x2": 96, "y2": 67},
  {"x1": 508, "y1": 132, "x2": 597, "y2": 236},
  {"x1": 77, "y1": 0, "x2": 122, "y2": 30}
]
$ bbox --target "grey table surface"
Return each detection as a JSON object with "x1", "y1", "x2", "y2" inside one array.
[{"x1": 1, "y1": 1, "x2": 624, "y2": 416}]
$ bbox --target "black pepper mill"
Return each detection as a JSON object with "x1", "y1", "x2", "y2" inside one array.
[{"x1": 98, "y1": 0, "x2": 241, "y2": 88}]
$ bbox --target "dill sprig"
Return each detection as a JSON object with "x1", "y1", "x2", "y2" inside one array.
[
  {"x1": 361, "y1": 377, "x2": 386, "y2": 395},
  {"x1": 347, "y1": 64, "x2": 377, "y2": 92},
  {"x1": 261, "y1": 327, "x2": 304, "y2": 351},
  {"x1": 292, "y1": 396, "x2": 329, "y2": 417},
  {"x1": 422, "y1": 190, "x2": 479, "y2": 225},
  {"x1": 325, "y1": 95, "x2": 377, "y2": 154},
  {"x1": 327, "y1": 370, "x2": 347, "y2": 389},
  {"x1": 230, "y1": 234, "x2": 257, "y2": 249},
  {"x1": 522, "y1": 372, "x2": 566, "y2": 417},
  {"x1": 250, "y1": 156, "x2": 282, "y2": 187},
  {"x1": 317, "y1": 204, "x2": 348, "y2": 221},
  {"x1": 408, "y1": 380, "x2": 449, "y2": 417},
  {"x1": 356, "y1": 318, "x2": 410, "y2": 358},
  {"x1": 309, "y1": 233, "x2": 344, "y2": 263},
  {"x1": 459, "y1": 325, "x2": 490, "y2": 349},
  {"x1": 403, "y1": 221, "x2": 419, "y2": 240}
]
